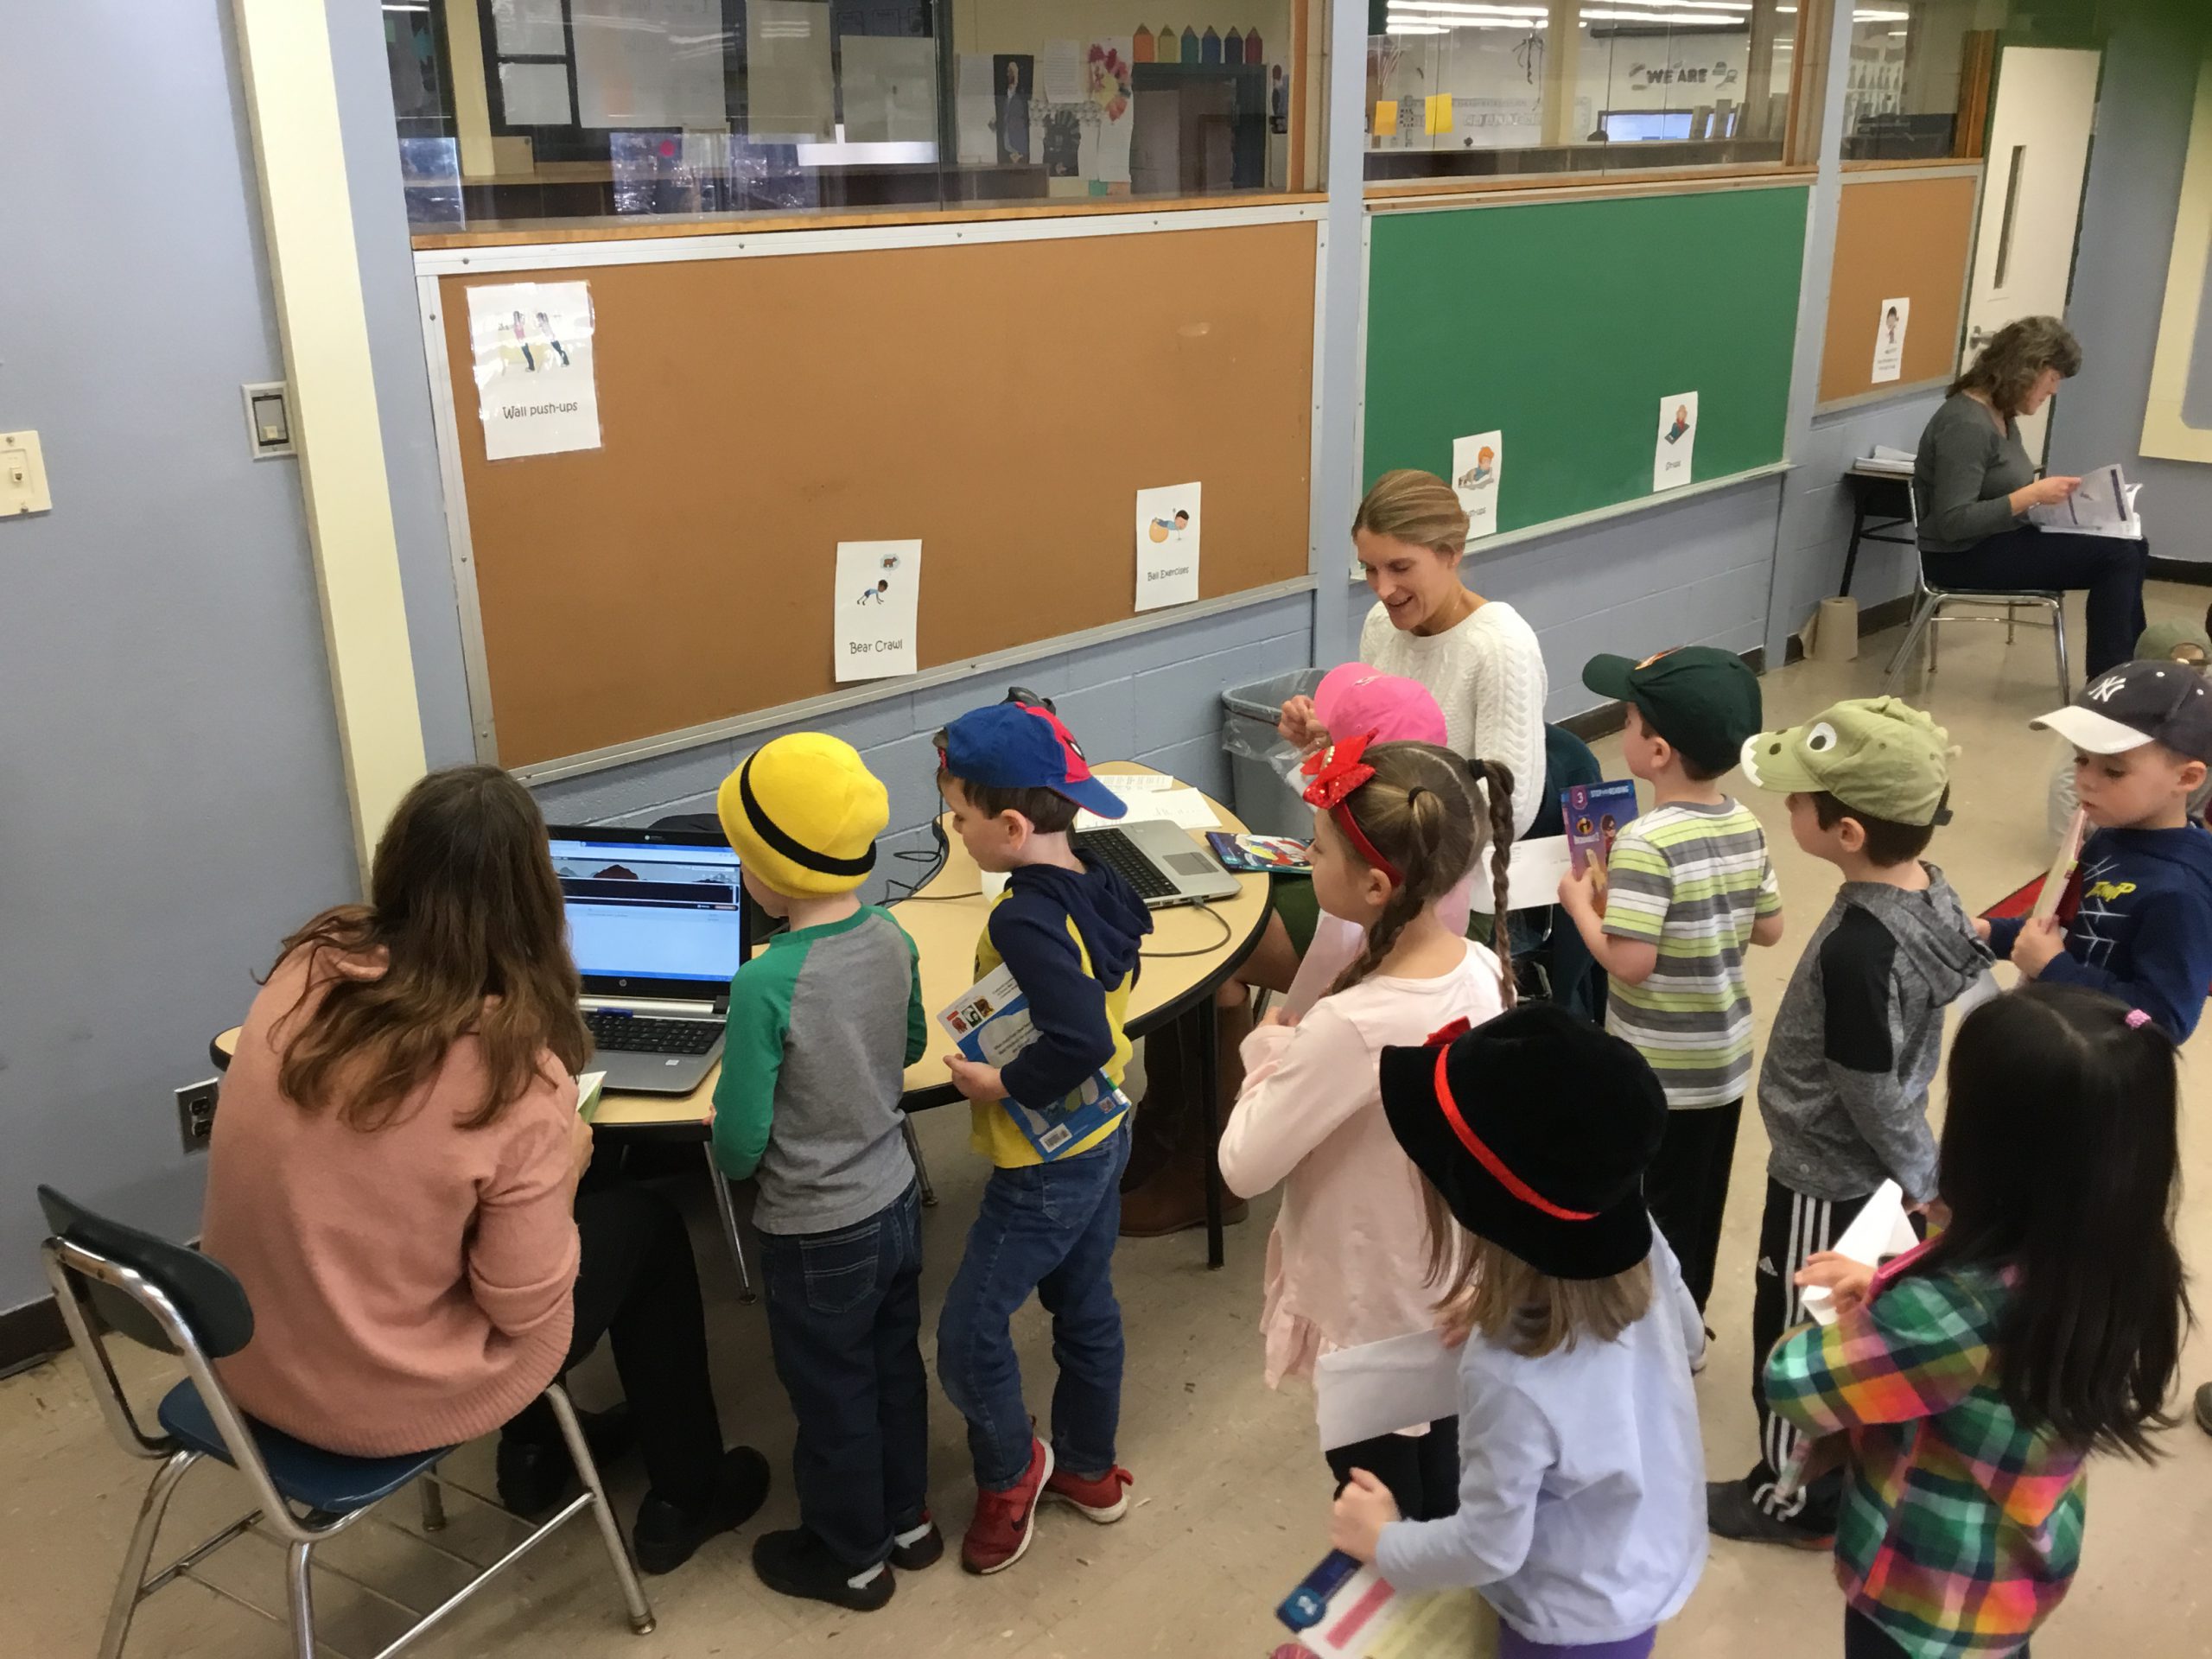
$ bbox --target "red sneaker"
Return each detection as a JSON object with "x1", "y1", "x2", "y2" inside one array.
[
  {"x1": 961, "y1": 1439, "x2": 1055, "y2": 1575},
  {"x1": 1045, "y1": 1462, "x2": 1134, "y2": 1522}
]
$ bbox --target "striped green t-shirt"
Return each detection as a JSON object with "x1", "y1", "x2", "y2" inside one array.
[{"x1": 1602, "y1": 799, "x2": 1780, "y2": 1108}]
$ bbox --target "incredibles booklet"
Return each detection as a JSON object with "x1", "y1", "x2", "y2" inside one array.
[
  {"x1": 1560, "y1": 780, "x2": 1637, "y2": 877},
  {"x1": 937, "y1": 963, "x2": 1131, "y2": 1160}
]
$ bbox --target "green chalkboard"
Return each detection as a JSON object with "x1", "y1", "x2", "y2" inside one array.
[{"x1": 1362, "y1": 186, "x2": 1809, "y2": 533}]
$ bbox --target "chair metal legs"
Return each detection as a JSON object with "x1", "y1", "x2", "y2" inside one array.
[
  {"x1": 285, "y1": 1540, "x2": 317, "y2": 1659},
  {"x1": 99, "y1": 1449, "x2": 198, "y2": 1659},
  {"x1": 546, "y1": 1384, "x2": 656, "y2": 1637},
  {"x1": 702, "y1": 1143, "x2": 756, "y2": 1303},
  {"x1": 902, "y1": 1116, "x2": 938, "y2": 1207},
  {"x1": 1884, "y1": 597, "x2": 1940, "y2": 692},
  {"x1": 1884, "y1": 592, "x2": 2069, "y2": 702},
  {"x1": 2052, "y1": 604, "x2": 2072, "y2": 702}
]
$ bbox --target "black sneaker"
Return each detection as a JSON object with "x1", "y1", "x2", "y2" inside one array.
[
  {"x1": 494, "y1": 1404, "x2": 636, "y2": 1516},
  {"x1": 889, "y1": 1512, "x2": 944, "y2": 1571},
  {"x1": 1706, "y1": 1478, "x2": 1833, "y2": 1550},
  {"x1": 753, "y1": 1528, "x2": 895, "y2": 1611},
  {"x1": 632, "y1": 1446, "x2": 772, "y2": 1575}
]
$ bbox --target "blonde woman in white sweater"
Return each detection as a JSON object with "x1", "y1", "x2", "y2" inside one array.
[{"x1": 1280, "y1": 469, "x2": 1548, "y2": 843}]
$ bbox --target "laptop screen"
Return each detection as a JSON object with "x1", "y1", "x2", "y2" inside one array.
[{"x1": 550, "y1": 833, "x2": 747, "y2": 989}]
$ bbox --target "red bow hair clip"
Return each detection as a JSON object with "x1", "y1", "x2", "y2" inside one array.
[
  {"x1": 1300, "y1": 731, "x2": 1379, "y2": 810},
  {"x1": 1300, "y1": 730, "x2": 1403, "y2": 886}
]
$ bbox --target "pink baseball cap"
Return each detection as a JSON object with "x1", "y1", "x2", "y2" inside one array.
[{"x1": 1313, "y1": 664, "x2": 1448, "y2": 747}]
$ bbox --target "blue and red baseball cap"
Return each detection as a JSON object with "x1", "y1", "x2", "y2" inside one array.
[{"x1": 938, "y1": 702, "x2": 1125, "y2": 820}]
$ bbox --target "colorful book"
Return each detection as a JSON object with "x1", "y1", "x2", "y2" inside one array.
[
  {"x1": 937, "y1": 963, "x2": 1130, "y2": 1160},
  {"x1": 1205, "y1": 831, "x2": 1313, "y2": 873},
  {"x1": 1560, "y1": 779, "x2": 1638, "y2": 876},
  {"x1": 1277, "y1": 1552, "x2": 1487, "y2": 1658}
]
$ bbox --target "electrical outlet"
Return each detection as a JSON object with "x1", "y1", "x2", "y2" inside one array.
[{"x1": 176, "y1": 1079, "x2": 219, "y2": 1154}]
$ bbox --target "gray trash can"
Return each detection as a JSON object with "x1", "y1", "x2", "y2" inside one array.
[{"x1": 1221, "y1": 667, "x2": 1326, "y2": 838}]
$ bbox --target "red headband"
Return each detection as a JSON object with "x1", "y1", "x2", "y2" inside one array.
[
  {"x1": 1301, "y1": 732, "x2": 1403, "y2": 887},
  {"x1": 1428, "y1": 1033, "x2": 1597, "y2": 1223}
]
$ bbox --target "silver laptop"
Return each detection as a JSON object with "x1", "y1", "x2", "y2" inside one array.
[
  {"x1": 1072, "y1": 819, "x2": 1243, "y2": 909},
  {"x1": 550, "y1": 825, "x2": 750, "y2": 1095}
]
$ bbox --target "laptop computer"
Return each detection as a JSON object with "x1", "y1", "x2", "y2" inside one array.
[
  {"x1": 1072, "y1": 819, "x2": 1243, "y2": 909},
  {"x1": 550, "y1": 825, "x2": 751, "y2": 1095}
]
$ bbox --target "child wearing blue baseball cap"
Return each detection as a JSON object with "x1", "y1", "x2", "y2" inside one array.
[{"x1": 930, "y1": 701, "x2": 1154, "y2": 1577}]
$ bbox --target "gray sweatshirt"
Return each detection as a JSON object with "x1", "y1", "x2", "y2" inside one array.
[
  {"x1": 1914, "y1": 392, "x2": 2037, "y2": 553},
  {"x1": 1755, "y1": 868, "x2": 1993, "y2": 1204}
]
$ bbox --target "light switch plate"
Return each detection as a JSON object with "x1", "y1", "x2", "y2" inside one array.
[
  {"x1": 240, "y1": 382, "x2": 295, "y2": 460},
  {"x1": 0, "y1": 430, "x2": 52, "y2": 516}
]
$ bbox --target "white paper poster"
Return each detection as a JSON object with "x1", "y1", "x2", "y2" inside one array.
[
  {"x1": 1871, "y1": 296, "x2": 1910, "y2": 385},
  {"x1": 466, "y1": 280, "x2": 601, "y2": 461},
  {"x1": 1041, "y1": 39, "x2": 1084, "y2": 104},
  {"x1": 1135, "y1": 482, "x2": 1201, "y2": 611},
  {"x1": 956, "y1": 54, "x2": 997, "y2": 163},
  {"x1": 835, "y1": 539, "x2": 921, "y2": 681},
  {"x1": 1452, "y1": 429, "x2": 1503, "y2": 539},
  {"x1": 1654, "y1": 391, "x2": 1698, "y2": 493}
]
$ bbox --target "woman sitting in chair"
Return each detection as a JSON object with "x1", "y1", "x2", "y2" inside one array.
[
  {"x1": 1914, "y1": 315, "x2": 2146, "y2": 677},
  {"x1": 200, "y1": 766, "x2": 766, "y2": 1574}
]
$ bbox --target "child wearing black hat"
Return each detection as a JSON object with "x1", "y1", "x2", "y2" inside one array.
[
  {"x1": 1332, "y1": 1003, "x2": 1707, "y2": 1659},
  {"x1": 1985, "y1": 659, "x2": 2212, "y2": 1039}
]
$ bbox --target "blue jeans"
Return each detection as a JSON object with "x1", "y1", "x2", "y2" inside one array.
[
  {"x1": 936, "y1": 1128, "x2": 1129, "y2": 1490},
  {"x1": 758, "y1": 1183, "x2": 930, "y2": 1570}
]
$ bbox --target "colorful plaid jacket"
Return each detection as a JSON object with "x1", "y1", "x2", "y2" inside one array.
[{"x1": 1764, "y1": 1256, "x2": 2083, "y2": 1659}]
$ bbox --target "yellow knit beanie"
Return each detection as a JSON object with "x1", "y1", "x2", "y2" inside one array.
[{"x1": 717, "y1": 734, "x2": 888, "y2": 898}]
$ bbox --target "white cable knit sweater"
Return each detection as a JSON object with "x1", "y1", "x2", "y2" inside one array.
[{"x1": 1358, "y1": 597, "x2": 1548, "y2": 842}]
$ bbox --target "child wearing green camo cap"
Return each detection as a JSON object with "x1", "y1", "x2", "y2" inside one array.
[
  {"x1": 2047, "y1": 618, "x2": 2212, "y2": 845},
  {"x1": 1709, "y1": 697, "x2": 1993, "y2": 1551}
]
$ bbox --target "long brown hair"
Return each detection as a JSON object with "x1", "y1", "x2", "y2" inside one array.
[
  {"x1": 1951, "y1": 315, "x2": 2082, "y2": 416},
  {"x1": 1325, "y1": 741, "x2": 1516, "y2": 1008},
  {"x1": 270, "y1": 766, "x2": 588, "y2": 1131},
  {"x1": 1420, "y1": 1186, "x2": 1653, "y2": 1357}
]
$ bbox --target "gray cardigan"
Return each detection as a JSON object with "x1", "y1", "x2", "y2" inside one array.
[{"x1": 1913, "y1": 392, "x2": 2036, "y2": 553}]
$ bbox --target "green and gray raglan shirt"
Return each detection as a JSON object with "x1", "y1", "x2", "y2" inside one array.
[
  {"x1": 711, "y1": 906, "x2": 927, "y2": 1236},
  {"x1": 1602, "y1": 799, "x2": 1781, "y2": 1109}
]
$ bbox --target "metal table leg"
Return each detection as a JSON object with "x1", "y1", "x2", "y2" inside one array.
[
  {"x1": 903, "y1": 1116, "x2": 938, "y2": 1206},
  {"x1": 703, "y1": 1144, "x2": 756, "y2": 1303},
  {"x1": 1195, "y1": 996, "x2": 1224, "y2": 1270}
]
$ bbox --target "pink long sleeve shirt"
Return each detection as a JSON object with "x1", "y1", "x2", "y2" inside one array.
[
  {"x1": 199, "y1": 950, "x2": 582, "y2": 1457},
  {"x1": 1218, "y1": 938, "x2": 1506, "y2": 1389}
]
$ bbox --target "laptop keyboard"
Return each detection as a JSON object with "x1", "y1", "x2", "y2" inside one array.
[
  {"x1": 1072, "y1": 828, "x2": 1179, "y2": 903},
  {"x1": 583, "y1": 1010, "x2": 721, "y2": 1056}
]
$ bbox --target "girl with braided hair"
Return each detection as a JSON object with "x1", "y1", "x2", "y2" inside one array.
[{"x1": 1219, "y1": 738, "x2": 1516, "y2": 1522}]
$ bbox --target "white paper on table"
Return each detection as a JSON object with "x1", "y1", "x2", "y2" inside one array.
[
  {"x1": 833, "y1": 538, "x2": 921, "y2": 681},
  {"x1": 1451, "y1": 429, "x2": 1503, "y2": 539},
  {"x1": 1104, "y1": 772, "x2": 1178, "y2": 791},
  {"x1": 1314, "y1": 1329, "x2": 1463, "y2": 1451},
  {"x1": 1075, "y1": 784, "x2": 1218, "y2": 830},
  {"x1": 465, "y1": 280, "x2": 601, "y2": 461},
  {"x1": 1041, "y1": 39, "x2": 1084, "y2": 102},
  {"x1": 1654, "y1": 390, "x2": 1698, "y2": 493},
  {"x1": 1135, "y1": 481, "x2": 1202, "y2": 611},
  {"x1": 1801, "y1": 1180, "x2": 1919, "y2": 1325},
  {"x1": 1870, "y1": 295, "x2": 1910, "y2": 385}
]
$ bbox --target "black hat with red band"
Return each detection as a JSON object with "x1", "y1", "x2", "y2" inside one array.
[{"x1": 1378, "y1": 1002, "x2": 1667, "y2": 1281}]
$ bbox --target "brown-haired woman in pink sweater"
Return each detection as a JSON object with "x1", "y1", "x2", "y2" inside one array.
[{"x1": 200, "y1": 766, "x2": 767, "y2": 1574}]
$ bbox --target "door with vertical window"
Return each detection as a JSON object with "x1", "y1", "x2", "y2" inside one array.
[{"x1": 1961, "y1": 45, "x2": 2101, "y2": 465}]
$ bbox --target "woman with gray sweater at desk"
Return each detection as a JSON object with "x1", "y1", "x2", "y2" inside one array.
[{"x1": 1914, "y1": 315, "x2": 2146, "y2": 676}]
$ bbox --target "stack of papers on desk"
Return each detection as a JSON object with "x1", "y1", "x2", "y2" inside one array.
[
  {"x1": 1858, "y1": 445, "x2": 1916, "y2": 475},
  {"x1": 1075, "y1": 779, "x2": 1220, "y2": 831}
]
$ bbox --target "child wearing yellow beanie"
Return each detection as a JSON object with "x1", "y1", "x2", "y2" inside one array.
[{"x1": 711, "y1": 734, "x2": 938, "y2": 1611}]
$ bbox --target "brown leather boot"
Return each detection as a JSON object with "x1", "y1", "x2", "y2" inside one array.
[{"x1": 1117, "y1": 1132, "x2": 1248, "y2": 1237}]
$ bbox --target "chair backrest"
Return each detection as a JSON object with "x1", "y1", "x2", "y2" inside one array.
[
  {"x1": 36, "y1": 1185, "x2": 253, "y2": 1359},
  {"x1": 1528, "y1": 724, "x2": 1603, "y2": 843}
]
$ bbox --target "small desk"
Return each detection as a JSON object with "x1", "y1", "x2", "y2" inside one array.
[
  {"x1": 1840, "y1": 465, "x2": 1918, "y2": 598},
  {"x1": 211, "y1": 763, "x2": 1273, "y2": 1284}
]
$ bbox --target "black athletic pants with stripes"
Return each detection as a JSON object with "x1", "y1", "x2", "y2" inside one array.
[{"x1": 1743, "y1": 1175, "x2": 1874, "y2": 1533}]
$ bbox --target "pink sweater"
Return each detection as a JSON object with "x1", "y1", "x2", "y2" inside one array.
[
  {"x1": 1219, "y1": 940, "x2": 1506, "y2": 1390},
  {"x1": 199, "y1": 951, "x2": 582, "y2": 1457}
]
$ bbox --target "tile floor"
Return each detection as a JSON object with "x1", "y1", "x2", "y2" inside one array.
[{"x1": 11, "y1": 590, "x2": 2212, "y2": 1658}]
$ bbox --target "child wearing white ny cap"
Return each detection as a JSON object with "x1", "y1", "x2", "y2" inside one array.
[{"x1": 1984, "y1": 659, "x2": 2212, "y2": 1039}]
